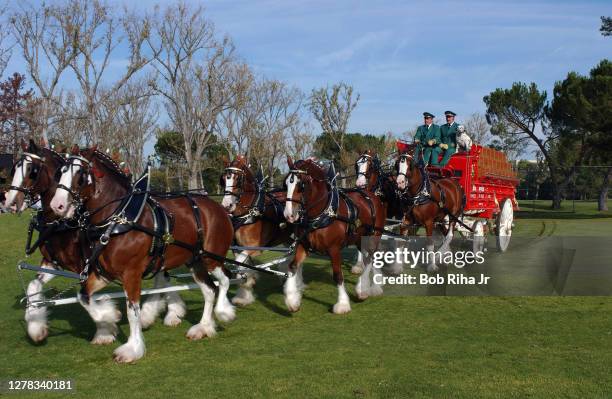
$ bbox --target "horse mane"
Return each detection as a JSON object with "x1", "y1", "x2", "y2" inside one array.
[
  {"x1": 92, "y1": 150, "x2": 132, "y2": 188},
  {"x1": 41, "y1": 147, "x2": 65, "y2": 167},
  {"x1": 230, "y1": 156, "x2": 254, "y2": 182},
  {"x1": 295, "y1": 158, "x2": 326, "y2": 180}
]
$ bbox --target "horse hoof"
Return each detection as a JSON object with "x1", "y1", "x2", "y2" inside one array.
[
  {"x1": 27, "y1": 323, "x2": 48, "y2": 343},
  {"x1": 163, "y1": 313, "x2": 182, "y2": 327},
  {"x1": 368, "y1": 285, "x2": 384, "y2": 297},
  {"x1": 91, "y1": 334, "x2": 116, "y2": 345},
  {"x1": 350, "y1": 265, "x2": 364, "y2": 275},
  {"x1": 113, "y1": 343, "x2": 144, "y2": 364},
  {"x1": 231, "y1": 289, "x2": 255, "y2": 307},
  {"x1": 186, "y1": 323, "x2": 216, "y2": 340},
  {"x1": 284, "y1": 292, "x2": 302, "y2": 312},
  {"x1": 214, "y1": 306, "x2": 236, "y2": 323},
  {"x1": 332, "y1": 302, "x2": 351, "y2": 314},
  {"x1": 140, "y1": 313, "x2": 157, "y2": 329}
]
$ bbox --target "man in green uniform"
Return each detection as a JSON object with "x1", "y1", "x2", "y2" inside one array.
[
  {"x1": 439, "y1": 110, "x2": 459, "y2": 166},
  {"x1": 414, "y1": 112, "x2": 441, "y2": 165}
]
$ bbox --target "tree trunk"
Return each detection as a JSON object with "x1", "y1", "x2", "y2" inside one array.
[
  {"x1": 188, "y1": 160, "x2": 200, "y2": 190},
  {"x1": 598, "y1": 167, "x2": 612, "y2": 212}
]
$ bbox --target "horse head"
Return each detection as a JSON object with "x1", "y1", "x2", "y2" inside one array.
[
  {"x1": 355, "y1": 149, "x2": 380, "y2": 189},
  {"x1": 283, "y1": 156, "x2": 327, "y2": 224},
  {"x1": 221, "y1": 155, "x2": 254, "y2": 212},
  {"x1": 50, "y1": 145, "x2": 130, "y2": 219},
  {"x1": 395, "y1": 151, "x2": 419, "y2": 191},
  {"x1": 3, "y1": 139, "x2": 64, "y2": 213}
]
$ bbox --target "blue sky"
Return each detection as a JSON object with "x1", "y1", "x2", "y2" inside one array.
[
  {"x1": 5, "y1": 0, "x2": 612, "y2": 155},
  {"x1": 196, "y1": 0, "x2": 611, "y2": 135}
]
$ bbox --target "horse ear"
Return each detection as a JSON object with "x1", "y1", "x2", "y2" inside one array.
[
  {"x1": 70, "y1": 144, "x2": 80, "y2": 155},
  {"x1": 91, "y1": 144, "x2": 98, "y2": 152},
  {"x1": 21, "y1": 139, "x2": 29, "y2": 151},
  {"x1": 287, "y1": 156, "x2": 294, "y2": 169},
  {"x1": 28, "y1": 138, "x2": 39, "y2": 152},
  {"x1": 222, "y1": 155, "x2": 229, "y2": 168}
]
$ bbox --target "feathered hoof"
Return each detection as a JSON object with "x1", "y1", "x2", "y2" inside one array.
[
  {"x1": 231, "y1": 288, "x2": 256, "y2": 307},
  {"x1": 350, "y1": 264, "x2": 364, "y2": 275},
  {"x1": 163, "y1": 312, "x2": 183, "y2": 327},
  {"x1": 27, "y1": 322, "x2": 48, "y2": 343},
  {"x1": 113, "y1": 342, "x2": 145, "y2": 364},
  {"x1": 368, "y1": 284, "x2": 384, "y2": 297},
  {"x1": 186, "y1": 323, "x2": 217, "y2": 340},
  {"x1": 332, "y1": 302, "x2": 351, "y2": 314},
  {"x1": 91, "y1": 333, "x2": 116, "y2": 345},
  {"x1": 214, "y1": 305, "x2": 236, "y2": 323}
]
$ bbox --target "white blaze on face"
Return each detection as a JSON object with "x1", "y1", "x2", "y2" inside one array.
[
  {"x1": 50, "y1": 160, "x2": 82, "y2": 218},
  {"x1": 396, "y1": 158, "x2": 409, "y2": 190},
  {"x1": 356, "y1": 158, "x2": 368, "y2": 188},
  {"x1": 3, "y1": 158, "x2": 28, "y2": 210},
  {"x1": 221, "y1": 173, "x2": 237, "y2": 212},
  {"x1": 283, "y1": 174, "x2": 300, "y2": 223}
]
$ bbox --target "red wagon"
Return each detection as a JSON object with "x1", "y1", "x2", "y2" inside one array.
[{"x1": 397, "y1": 140, "x2": 519, "y2": 252}]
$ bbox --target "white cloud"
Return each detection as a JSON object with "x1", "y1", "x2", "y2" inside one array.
[{"x1": 315, "y1": 30, "x2": 393, "y2": 67}]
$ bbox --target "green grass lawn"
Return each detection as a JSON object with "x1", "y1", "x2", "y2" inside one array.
[{"x1": 1, "y1": 202, "x2": 611, "y2": 398}]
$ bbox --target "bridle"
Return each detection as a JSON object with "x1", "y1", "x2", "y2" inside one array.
[
  {"x1": 55, "y1": 155, "x2": 94, "y2": 209},
  {"x1": 223, "y1": 165, "x2": 267, "y2": 221},
  {"x1": 284, "y1": 167, "x2": 338, "y2": 225},
  {"x1": 355, "y1": 153, "x2": 372, "y2": 180},
  {"x1": 222, "y1": 166, "x2": 246, "y2": 200},
  {"x1": 9, "y1": 152, "x2": 45, "y2": 202}
]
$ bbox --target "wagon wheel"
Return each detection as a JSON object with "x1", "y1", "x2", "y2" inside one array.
[
  {"x1": 472, "y1": 220, "x2": 486, "y2": 253},
  {"x1": 496, "y1": 198, "x2": 513, "y2": 252}
]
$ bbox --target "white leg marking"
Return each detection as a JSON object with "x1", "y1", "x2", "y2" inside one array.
[
  {"x1": 369, "y1": 264, "x2": 384, "y2": 297},
  {"x1": 140, "y1": 273, "x2": 167, "y2": 329},
  {"x1": 356, "y1": 261, "x2": 372, "y2": 300},
  {"x1": 283, "y1": 263, "x2": 303, "y2": 312},
  {"x1": 351, "y1": 250, "x2": 365, "y2": 275},
  {"x1": 78, "y1": 294, "x2": 121, "y2": 345},
  {"x1": 163, "y1": 272, "x2": 186, "y2": 327},
  {"x1": 25, "y1": 263, "x2": 56, "y2": 342},
  {"x1": 427, "y1": 243, "x2": 439, "y2": 273},
  {"x1": 186, "y1": 273, "x2": 217, "y2": 340},
  {"x1": 211, "y1": 267, "x2": 236, "y2": 323},
  {"x1": 232, "y1": 252, "x2": 257, "y2": 307},
  {"x1": 113, "y1": 300, "x2": 145, "y2": 363},
  {"x1": 332, "y1": 283, "x2": 351, "y2": 314}
]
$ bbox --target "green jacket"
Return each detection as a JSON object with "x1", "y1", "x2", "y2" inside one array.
[
  {"x1": 415, "y1": 124, "x2": 441, "y2": 146},
  {"x1": 440, "y1": 122, "x2": 458, "y2": 147}
]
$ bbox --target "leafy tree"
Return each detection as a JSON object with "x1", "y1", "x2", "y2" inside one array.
[
  {"x1": 483, "y1": 82, "x2": 565, "y2": 208},
  {"x1": 601, "y1": 16, "x2": 612, "y2": 36},
  {"x1": 547, "y1": 59, "x2": 612, "y2": 211}
]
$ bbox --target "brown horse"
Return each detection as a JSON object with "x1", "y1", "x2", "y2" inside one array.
[
  {"x1": 49, "y1": 146, "x2": 234, "y2": 363},
  {"x1": 395, "y1": 152, "x2": 464, "y2": 272},
  {"x1": 282, "y1": 157, "x2": 386, "y2": 313},
  {"x1": 2, "y1": 140, "x2": 130, "y2": 344},
  {"x1": 220, "y1": 155, "x2": 292, "y2": 305}
]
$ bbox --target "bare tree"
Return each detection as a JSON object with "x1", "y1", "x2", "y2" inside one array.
[
  {"x1": 10, "y1": 1, "x2": 80, "y2": 144},
  {"x1": 65, "y1": 0, "x2": 153, "y2": 143},
  {"x1": 309, "y1": 82, "x2": 359, "y2": 160},
  {"x1": 47, "y1": 91, "x2": 88, "y2": 146},
  {"x1": 101, "y1": 78, "x2": 158, "y2": 175},
  {"x1": 464, "y1": 112, "x2": 491, "y2": 145},
  {"x1": 0, "y1": 4, "x2": 13, "y2": 77},
  {"x1": 252, "y1": 78, "x2": 303, "y2": 186},
  {"x1": 147, "y1": 3, "x2": 238, "y2": 189},
  {"x1": 286, "y1": 120, "x2": 315, "y2": 161},
  {"x1": 218, "y1": 63, "x2": 256, "y2": 157}
]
